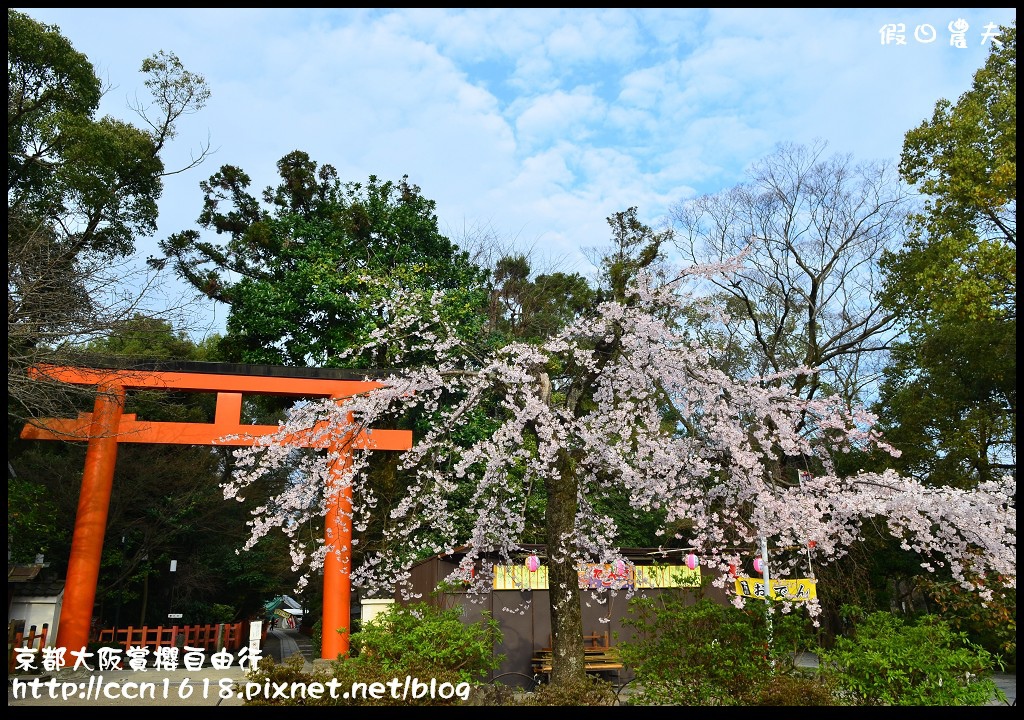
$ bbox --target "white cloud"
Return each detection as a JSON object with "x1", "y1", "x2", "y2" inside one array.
[
  {"x1": 13, "y1": 6, "x2": 1016, "y2": 337},
  {"x1": 514, "y1": 89, "x2": 605, "y2": 149}
]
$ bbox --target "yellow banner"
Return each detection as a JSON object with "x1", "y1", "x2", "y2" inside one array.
[
  {"x1": 491, "y1": 564, "x2": 699, "y2": 590},
  {"x1": 626, "y1": 564, "x2": 700, "y2": 589},
  {"x1": 734, "y1": 577, "x2": 817, "y2": 601},
  {"x1": 492, "y1": 564, "x2": 550, "y2": 590}
]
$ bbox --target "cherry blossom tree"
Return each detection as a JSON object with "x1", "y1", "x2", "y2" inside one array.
[{"x1": 223, "y1": 258, "x2": 1016, "y2": 688}]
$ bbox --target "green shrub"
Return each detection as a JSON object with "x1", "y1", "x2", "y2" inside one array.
[
  {"x1": 243, "y1": 602, "x2": 502, "y2": 706},
  {"x1": 815, "y1": 606, "x2": 1005, "y2": 706},
  {"x1": 518, "y1": 674, "x2": 617, "y2": 706},
  {"x1": 920, "y1": 577, "x2": 1016, "y2": 669},
  {"x1": 619, "y1": 593, "x2": 825, "y2": 706},
  {"x1": 754, "y1": 672, "x2": 839, "y2": 706},
  {"x1": 351, "y1": 601, "x2": 503, "y2": 684}
]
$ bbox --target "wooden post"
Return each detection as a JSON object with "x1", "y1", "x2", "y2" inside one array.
[
  {"x1": 322, "y1": 411, "x2": 354, "y2": 660},
  {"x1": 55, "y1": 383, "x2": 125, "y2": 654}
]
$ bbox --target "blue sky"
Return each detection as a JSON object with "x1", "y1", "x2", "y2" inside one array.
[{"x1": 16, "y1": 8, "x2": 1016, "y2": 338}]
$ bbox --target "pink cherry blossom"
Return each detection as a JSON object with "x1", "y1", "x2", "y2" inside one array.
[{"x1": 223, "y1": 262, "x2": 1015, "y2": 628}]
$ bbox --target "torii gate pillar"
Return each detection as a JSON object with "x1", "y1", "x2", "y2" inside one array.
[
  {"x1": 58, "y1": 382, "x2": 127, "y2": 655},
  {"x1": 20, "y1": 363, "x2": 412, "y2": 661}
]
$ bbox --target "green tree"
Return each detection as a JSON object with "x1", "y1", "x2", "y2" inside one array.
[
  {"x1": 350, "y1": 601, "x2": 503, "y2": 683},
  {"x1": 876, "y1": 22, "x2": 1015, "y2": 489},
  {"x1": 7, "y1": 465, "x2": 67, "y2": 564},
  {"x1": 153, "y1": 152, "x2": 489, "y2": 369},
  {"x1": 898, "y1": 22, "x2": 1015, "y2": 260},
  {"x1": 597, "y1": 206, "x2": 669, "y2": 305},
  {"x1": 841, "y1": 24, "x2": 1018, "y2": 663},
  {"x1": 486, "y1": 254, "x2": 596, "y2": 343},
  {"x1": 7, "y1": 9, "x2": 212, "y2": 423}
]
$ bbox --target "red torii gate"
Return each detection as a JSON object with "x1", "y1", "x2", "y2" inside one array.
[{"x1": 19, "y1": 362, "x2": 411, "y2": 661}]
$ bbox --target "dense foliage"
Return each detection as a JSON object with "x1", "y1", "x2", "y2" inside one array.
[
  {"x1": 154, "y1": 153, "x2": 489, "y2": 369},
  {"x1": 619, "y1": 593, "x2": 823, "y2": 705},
  {"x1": 245, "y1": 601, "x2": 501, "y2": 706},
  {"x1": 815, "y1": 606, "x2": 1005, "y2": 706},
  {"x1": 876, "y1": 22, "x2": 1015, "y2": 490},
  {"x1": 350, "y1": 601, "x2": 503, "y2": 683}
]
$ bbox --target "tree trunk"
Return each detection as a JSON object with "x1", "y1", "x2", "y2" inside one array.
[{"x1": 544, "y1": 449, "x2": 586, "y2": 687}]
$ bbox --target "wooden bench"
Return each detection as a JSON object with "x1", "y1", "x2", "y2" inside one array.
[{"x1": 531, "y1": 632, "x2": 624, "y2": 682}]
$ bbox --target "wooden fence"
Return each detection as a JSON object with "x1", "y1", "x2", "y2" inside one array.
[
  {"x1": 96, "y1": 622, "x2": 249, "y2": 652},
  {"x1": 9, "y1": 621, "x2": 254, "y2": 673},
  {"x1": 7, "y1": 622, "x2": 49, "y2": 673}
]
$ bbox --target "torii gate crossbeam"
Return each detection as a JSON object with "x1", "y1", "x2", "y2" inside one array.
[{"x1": 19, "y1": 363, "x2": 411, "y2": 661}]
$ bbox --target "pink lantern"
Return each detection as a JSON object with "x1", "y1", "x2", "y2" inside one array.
[
  {"x1": 753, "y1": 557, "x2": 764, "y2": 574},
  {"x1": 525, "y1": 554, "x2": 540, "y2": 572},
  {"x1": 685, "y1": 553, "x2": 699, "y2": 570}
]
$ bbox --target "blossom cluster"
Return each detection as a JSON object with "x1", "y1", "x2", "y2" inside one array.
[{"x1": 222, "y1": 262, "x2": 1016, "y2": 614}]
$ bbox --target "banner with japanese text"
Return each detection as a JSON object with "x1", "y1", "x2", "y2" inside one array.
[
  {"x1": 734, "y1": 577, "x2": 817, "y2": 601},
  {"x1": 492, "y1": 563, "x2": 699, "y2": 590}
]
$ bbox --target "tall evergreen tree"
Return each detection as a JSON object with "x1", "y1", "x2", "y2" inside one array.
[
  {"x1": 7, "y1": 10, "x2": 212, "y2": 422},
  {"x1": 876, "y1": 22, "x2": 1015, "y2": 489},
  {"x1": 154, "y1": 152, "x2": 489, "y2": 369}
]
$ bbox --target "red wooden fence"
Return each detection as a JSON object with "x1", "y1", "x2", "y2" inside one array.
[
  {"x1": 96, "y1": 622, "x2": 249, "y2": 652},
  {"x1": 9, "y1": 621, "x2": 254, "y2": 673},
  {"x1": 7, "y1": 622, "x2": 49, "y2": 672}
]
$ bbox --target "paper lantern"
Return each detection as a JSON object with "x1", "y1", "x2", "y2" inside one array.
[
  {"x1": 807, "y1": 540, "x2": 817, "y2": 549},
  {"x1": 753, "y1": 557, "x2": 764, "y2": 574},
  {"x1": 728, "y1": 561, "x2": 737, "y2": 577},
  {"x1": 525, "y1": 554, "x2": 540, "y2": 572},
  {"x1": 685, "y1": 553, "x2": 699, "y2": 570}
]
